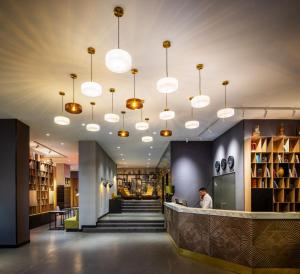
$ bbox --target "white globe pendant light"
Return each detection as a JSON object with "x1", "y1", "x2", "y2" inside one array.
[
  {"x1": 217, "y1": 81, "x2": 235, "y2": 119},
  {"x1": 135, "y1": 110, "x2": 149, "y2": 130},
  {"x1": 142, "y1": 136, "x2": 153, "y2": 143},
  {"x1": 81, "y1": 47, "x2": 102, "y2": 97},
  {"x1": 157, "y1": 40, "x2": 178, "y2": 93},
  {"x1": 104, "y1": 88, "x2": 120, "y2": 123},
  {"x1": 191, "y1": 64, "x2": 210, "y2": 108},
  {"x1": 86, "y1": 102, "x2": 100, "y2": 132},
  {"x1": 185, "y1": 120, "x2": 199, "y2": 129},
  {"x1": 54, "y1": 91, "x2": 70, "y2": 126},
  {"x1": 105, "y1": 7, "x2": 132, "y2": 73}
]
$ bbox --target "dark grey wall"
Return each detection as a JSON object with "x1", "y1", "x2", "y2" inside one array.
[
  {"x1": 0, "y1": 119, "x2": 29, "y2": 246},
  {"x1": 171, "y1": 141, "x2": 212, "y2": 207},
  {"x1": 212, "y1": 121, "x2": 245, "y2": 210}
]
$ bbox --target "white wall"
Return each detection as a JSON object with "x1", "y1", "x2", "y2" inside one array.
[{"x1": 79, "y1": 141, "x2": 117, "y2": 228}]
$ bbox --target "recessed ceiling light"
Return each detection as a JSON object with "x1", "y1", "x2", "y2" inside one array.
[
  {"x1": 148, "y1": 158, "x2": 151, "y2": 161},
  {"x1": 46, "y1": 133, "x2": 50, "y2": 137},
  {"x1": 82, "y1": 123, "x2": 86, "y2": 126},
  {"x1": 68, "y1": 159, "x2": 71, "y2": 162},
  {"x1": 120, "y1": 154, "x2": 124, "y2": 156},
  {"x1": 148, "y1": 153, "x2": 151, "y2": 156},
  {"x1": 150, "y1": 146, "x2": 153, "y2": 149},
  {"x1": 116, "y1": 146, "x2": 120, "y2": 150},
  {"x1": 109, "y1": 131, "x2": 113, "y2": 135},
  {"x1": 152, "y1": 131, "x2": 157, "y2": 135},
  {"x1": 60, "y1": 142, "x2": 64, "y2": 146},
  {"x1": 122, "y1": 158, "x2": 125, "y2": 161}
]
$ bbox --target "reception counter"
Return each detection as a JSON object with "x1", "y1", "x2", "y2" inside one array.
[{"x1": 165, "y1": 202, "x2": 300, "y2": 270}]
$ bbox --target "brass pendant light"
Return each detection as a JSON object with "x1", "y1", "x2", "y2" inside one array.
[
  {"x1": 65, "y1": 74, "x2": 82, "y2": 114},
  {"x1": 86, "y1": 102, "x2": 100, "y2": 132},
  {"x1": 160, "y1": 120, "x2": 172, "y2": 137},
  {"x1": 217, "y1": 80, "x2": 235, "y2": 119},
  {"x1": 126, "y1": 68, "x2": 144, "y2": 110},
  {"x1": 54, "y1": 91, "x2": 70, "y2": 125},
  {"x1": 118, "y1": 111, "x2": 129, "y2": 137}
]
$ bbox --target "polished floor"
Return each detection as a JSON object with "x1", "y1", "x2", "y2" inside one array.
[{"x1": 0, "y1": 226, "x2": 234, "y2": 274}]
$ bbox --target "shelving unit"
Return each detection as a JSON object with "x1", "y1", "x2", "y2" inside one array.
[
  {"x1": 29, "y1": 158, "x2": 55, "y2": 215},
  {"x1": 250, "y1": 136, "x2": 300, "y2": 212}
]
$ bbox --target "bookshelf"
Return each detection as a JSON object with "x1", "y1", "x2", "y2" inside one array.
[
  {"x1": 29, "y1": 159, "x2": 55, "y2": 215},
  {"x1": 250, "y1": 136, "x2": 300, "y2": 212}
]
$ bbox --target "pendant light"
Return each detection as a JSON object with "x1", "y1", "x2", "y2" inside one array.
[
  {"x1": 191, "y1": 64, "x2": 210, "y2": 108},
  {"x1": 118, "y1": 111, "x2": 129, "y2": 137},
  {"x1": 159, "y1": 94, "x2": 175, "y2": 120},
  {"x1": 86, "y1": 102, "x2": 100, "y2": 132},
  {"x1": 141, "y1": 118, "x2": 153, "y2": 142},
  {"x1": 104, "y1": 88, "x2": 120, "y2": 123},
  {"x1": 185, "y1": 97, "x2": 200, "y2": 129},
  {"x1": 126, "y1": 68, "x2": 143, "y2": 110},
  {"x1": 160, "y1": 120, "x2": 172, "y2": 137},
  {"x1": 65, "y1": 74, "x2": 82, "y2": 114},
  {"x1": 105, "y1": 6, "x2": 132, "y2": 73},
  {"x1": 54, "y1": 91, "x2": 70, "y2": 125},
  {"x1": 81, "y1": 47, "x2": 102, "y2": 97},
  {"x1": 217, "y1": 81, "x2": 235, "y2": 118},
  {"x1": 135, "y1": 110, "x2": 149, "y2": 130},
  {"x1": 156, "y1": 40, "x2": 178, "y2": 94}
]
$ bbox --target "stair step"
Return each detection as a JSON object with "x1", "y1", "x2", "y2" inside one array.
[
  {"x1": 122, "y1": 206, "x2": 161, "y2": 209},
  {"x1": 83, "y1": 227, "x2": 166, "y2": 233},
  {"x1": 97, "y1": 222, "x2": 164, "y2": 227},
  {"x1": 98, "y1": 219, "x2": 164, "y2": 224},
  {"x1": 122, "y1": 209, "x2": 161, "y2": 212}
]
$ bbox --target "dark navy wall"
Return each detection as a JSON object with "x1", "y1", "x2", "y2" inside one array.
[
  {"x1": 212, "y1": 121, "x2": 245, "y2": 210},
  {"x1": 171, "y1": 141, "x2": 212, "y2": 207}
]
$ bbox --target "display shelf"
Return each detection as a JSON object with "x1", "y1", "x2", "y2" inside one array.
[{"x1": 250, "y1": 136, "x2": 300, "y2": 212}]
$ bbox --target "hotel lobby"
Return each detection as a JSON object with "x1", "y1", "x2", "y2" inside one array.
[{"x1": 0, "y1": 0, "x2": 300, "y2": 273}]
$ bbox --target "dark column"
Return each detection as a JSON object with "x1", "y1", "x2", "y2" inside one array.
[{"x1": 0, "y1": 119, "x2": 29, "y2": 247}]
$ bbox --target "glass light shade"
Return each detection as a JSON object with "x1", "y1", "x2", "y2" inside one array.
[
  {"x1": 105, "y1": 49, "x2": 132, "y2": 73},
  {"x1": 185, "y1": 120, "x2": 199, "y2": 129},
  {"x1": 126, "y1": 98, "x2": 143, "y2": 110},
  {"x1": 135, "y1": 121, "x2": 149, "y2": 131},
  {"x1": 118, "y1": 130, "x2": 129, "y2": 137},
  {"x1": 54, "y1": 115, "x2": 70, "y2": 126},
  {"x1": 217, "y1": 108, "x2": 235, "y2": 118},
  {"x1": 156, "y1": 77, "x2": 178, "y2": 93},
  {"x1": 86, "y1": 123, "x2": 100, "y2": 132},
  {"x1": 191, "y1": 95, "x2": 210, "y2": 108},
  {"x1": 65, "y1": 102, "x2": 82, "y2": 114},
  {"x1": 159, "y1": 110, "x2": 175, "y2": 120},
  {"x1": 81, "y1": 81, "x2": 102, "y2": 97},
  {"x1": 160, "y1": 129, "x2": 172, "y2": 137},
  {"x1": 142, "y1": 136, "x2": 153, "y2": 143},
  {"x1": 104, "y1": 113, "x2": 120, "y2": 123}
]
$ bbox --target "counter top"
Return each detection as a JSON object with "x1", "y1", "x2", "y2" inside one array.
[{"x1": 164, "y1": 202, "x2": 300, "y2": 219}]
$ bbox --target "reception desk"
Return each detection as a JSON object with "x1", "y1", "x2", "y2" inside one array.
[{"x1": 165, "y1": 202, "x2": 300, "y2": 270}]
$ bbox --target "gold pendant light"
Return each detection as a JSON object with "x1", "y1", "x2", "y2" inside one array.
[
  {"x1": 160, "y1": 120, "x2": 172, "y2": 137},
  {"x1": 65, "y1": 74, "x2": 82, "y2": 114},
  {"x1": 159, "y1": 93, "x2": 175, "y2": 120},
  {"x1": 126, "y1": 68, "x2": 144, "y2": 110},
  {"x1": 118, "y1": 111, "x2": 129, "y2": 137},
  {"x1": 86, "y1": 102, "x2": 100, "y2": 132},
  {"x1": 54, "y1": 91, "x2": 70, "y2": 126},
  {"x1": 104, "y1": 88, "x2": 120, "y2": 123},
  {"x1": 217, "y1": 80, "x2": 235, "y2": 118},
  {"x1": 185, "y1": 96, "x2": 200, "y2": 129}
]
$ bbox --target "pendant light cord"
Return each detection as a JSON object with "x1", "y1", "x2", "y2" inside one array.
[
  {"x1": 91, "y1": 105, "x2": 94, "y2": 121},
  {"x1": 199, "y1": 69, "x2": 202, "y2": 96},
  {"x1": 90, "y1": 53, "x2": 93, "y2": 82},
  {"x1": 165, "y1": 48, "x2": 168, "y2": 77},
  {"x1": 111, "y1": 92, "x2": 114, "y2": 113},
  {"x1": 165, "y1": 94, "x2": 168, "y2": 109},
  {"x1": 72, "y1": 78, "x2": 75, "y2": 103},
  {"x1": 191, "y1": 106, "x2": 194, "y2": 119},
  {"x1": 133, "y1": 73, "x2": 136, "y2": 97},
  {"x1": 140, "y1": 109, "x2": 143, "y2": 121},
  {"x1": 117, "y1": 17, "x2": 120, "y2": 49},
  {"x1": 224, "y1": 85, "x2": 227, "y2": 108},
  {"x1": 122, "y1": 113, "x2": 125, "y2": 128},
  {"x1": 61, "y1": 95, "x2": 64, "y2": 113},
  {"x1": 165, "y1": 120, "x2": 168, "y2": 129}
]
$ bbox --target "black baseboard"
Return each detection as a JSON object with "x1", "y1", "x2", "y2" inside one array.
[
  {"x1": 29, "y1": 212, "x2": 50, "y2": 229},
  {"x1": 0, "y1": 240, "x2": 30, "y2": 248},
  {"x1": 66, "y1": 229, "x2": 81, "y2": 232}
]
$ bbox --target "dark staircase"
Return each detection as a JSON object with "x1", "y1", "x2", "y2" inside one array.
[{"x1": 121, "y1": 199, "x2": 162, "y2": 213}]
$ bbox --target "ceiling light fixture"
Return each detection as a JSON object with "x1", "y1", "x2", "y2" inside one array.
[
  {"x1": 160, "y1": 120, "x2": 172, "y2": 137},
  {"x1": 185, "y1": 97, "x2": 199, "y2": 129},
  {"x1": 86, "y1": 102, "x2": 100, "y2": 132},
  {"x1": 141, "y1": 118, "x2": 153, "y2": 142},
  {"x1": 135, "y1": 110, "x2": 149, "y2": 130},
  {"x1": 118, "y1": 111, "x2": 129, "y2": 137},
  {"x1": 104, "y1": 88, "x2": 120, "y2": 123},
  {"x1": 65, "y1": 74, "x2": 82, "y2": 114},
  {"x1": 157, "y1": 40, "x2": 178, "y2": 93},
  {"x1": 191, "y1": 64, "x2": 210, "y2": 108},
  {"x1": 159, "y1": 94, "x2": 175, "y2": 120},
  {"x1": 217, "y1": 81, "x2": 235, "y2": 119},
  {"x1": 54, "y1": 91, "x2": 70, "y2": 126},
  {"x1": 81, "y1": 47, "x2": 102, "y2": 97},
  {"x1": 105, "y1": 6, "x2": 132, "y2": 73},
  {"x1": 126, "y1": 68, "x2": 144, "y2": 110}
]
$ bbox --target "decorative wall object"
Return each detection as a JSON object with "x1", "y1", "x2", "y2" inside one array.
[
  {"x1": 228, "y1": 156, "x2": 235, "y2": 170},
  {"x1": 221, "y1": 158, "x2": 227, "y2": 170},
  {"x1": 215, "y1": 161, "x2": 220, "y2": 173}
]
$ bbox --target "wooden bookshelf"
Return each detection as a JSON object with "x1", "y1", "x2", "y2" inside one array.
[
  {"x1": 250, "y1": 136, "x2": 300, "y2": 212},
  {"x1": 29, "y1": 159, "x2": 55, "y2": 215}
]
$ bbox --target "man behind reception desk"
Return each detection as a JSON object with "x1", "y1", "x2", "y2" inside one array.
[{"x1": 199, "y1": 188, "x2": 212, "y2": 209}]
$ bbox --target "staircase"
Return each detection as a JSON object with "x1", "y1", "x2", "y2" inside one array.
[
  {"x1": 83, "y1": 199, "x2": 165, "y2": 233},
  {"x1": 121, "y1": 199, "x2": 162, "y2": 213}
]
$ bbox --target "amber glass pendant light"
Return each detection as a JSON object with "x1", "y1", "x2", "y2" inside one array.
[
  {"x1": 54, "y1": 91, "x2": 70, "y2": 125},
  {"x1": 126, "y1": 68, "x2": 144, "y2": 110},
  {"x1": 65, "y1": 74, "x2": 82, "y2": 114},
  {"x1": 160, "y1": 120, "x2": 172, "y2": 137},
  {"x1": 118, "y1": 111, "x2": 129, "y2": 137}
]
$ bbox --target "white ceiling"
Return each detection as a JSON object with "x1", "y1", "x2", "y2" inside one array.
[{"x1": 0, "y1": 0, "x2": 299, "y2": 168}]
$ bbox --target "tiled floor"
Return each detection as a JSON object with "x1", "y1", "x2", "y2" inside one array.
[{"x1": 0, "y1": 226, "x2": 234, "y2": 274}]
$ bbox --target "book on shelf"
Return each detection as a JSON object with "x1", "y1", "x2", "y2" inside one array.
[
  {"x1": 273, "y1": 181, "x2": 278, "y2": 189},
  {"x1": 261, "y1": 180, "x2": 265, "y2": 188},
  {"x1": 294, "y1": 168, "x2": 298, "y2": 178},
  {"x1": 296, "y1": 155, "x2": 299, "y2": 163},
  {"x1": 255, "y1": 154, "x2": 261, "y2": 163},
  {"x1": 283, "y1": 142, "x2": 289, "y2": 153},
  {"x1": 289, "y1": 169, "x2": 293, "y2": 177},
  {"x1": 278, "y1": 154, "x2": 282, "y2": 163},
  {"x1": 257, "y1": 168, "x2": 262, "y2": 177},
  {"x1": 251, "y1": 169, "x2": 255, "y2": 177},
  {"x1": 266, "y1": 167, "x2": 271, "y2": 178}
]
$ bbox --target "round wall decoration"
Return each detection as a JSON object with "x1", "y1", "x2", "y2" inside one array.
[
  {"x1": 221, "y1": 158, "x2": 227, "y2": 170},
  {"x1": 215, "y1": 161, "x2": 220, "y2": 173},
  {"x1": 228, "y1": 156, "x2": 234, "y2": 170}
]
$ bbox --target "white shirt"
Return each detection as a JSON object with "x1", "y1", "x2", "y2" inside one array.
[{"x1": 200, "y1": 193, "x2": 213, "y2": 209}]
